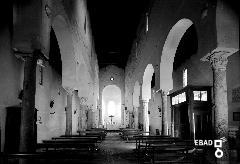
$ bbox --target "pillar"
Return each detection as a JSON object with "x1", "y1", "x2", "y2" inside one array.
[
  {"x1": 92, "y1": 110, "x2": 96, "y2": 128},
  {"x1": 138, "y1": 83, "x2": 143, "y2": 129},
  {"x1": 142, "y1": 99, "x2": 149, "y2": 132},
  {"x1": 121, "y1": 105, "x2": 125, "y2": 126},
  {"x1": 161, "y1": 90, "x2": 168, "y2": 136},
  {"x1": 19, "y1": 50, "x2": 40, "y2": 153},
  {"x1": 134, "y1": 107, "x2": 139, "y2": 129},
  {"x1": 65, "y1": 91, "x2": 73, "y2": 135},
  {"x1": 99, "y1": 103, "x2": 103, "y2": 127},
  {"x1": 201, "y1": 47, "x2": 238, "y2": 163}
]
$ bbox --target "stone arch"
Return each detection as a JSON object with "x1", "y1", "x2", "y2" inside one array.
[
  {"x1": 52, "y1": 15, "x2": 77, "y2": 90},
  {"x1": 160, "y1": 18, "x2": 193, "y2": 91},
  {"x1": 102, "y1": 85, "x2": 122, "y2": 130},
  {"x1": 142, "y1": 64, "x2": 155, "y2": 101},
  {"x1": 142, "y1": 64, "x2": 155, "y2": 132}
]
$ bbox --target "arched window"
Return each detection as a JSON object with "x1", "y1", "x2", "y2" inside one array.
[{"x1": 183, "y1": 68, "x2": 187, "y2": 87}]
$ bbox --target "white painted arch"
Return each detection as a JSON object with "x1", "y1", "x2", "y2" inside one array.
[
  {"x1": 160, "y1": 18, "x2": 193, "y2": 91},
  {"x1": 142, "y1": 64, "x2": 155, "y2": 101}
]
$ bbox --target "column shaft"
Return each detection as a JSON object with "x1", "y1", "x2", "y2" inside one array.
[
  {"x1": 19, "y1": 51, "x2": 38, "y2": 153},
  {"x1": 201, "y1": 47, "x2": 238, "y2": 163},
  {"x1": 65, "y1": 93, "x2": 73, "y2": 135},
  {"x1": 134, "y1": 107, "x2": 139, "y2": 129},
  {"x1": 161, "y1": 91, "x2": 168, "y2": 136},
  {"x1": 142, "y1": 100, "x2": 149, "y2": 132},
  {"x1": 213, "y1": 67, "x2": 229, "y2": 162}
]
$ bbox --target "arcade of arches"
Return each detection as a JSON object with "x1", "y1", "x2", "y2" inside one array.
[{"x1": 0, "y1": 0, "x2": 239, "y2": 163}]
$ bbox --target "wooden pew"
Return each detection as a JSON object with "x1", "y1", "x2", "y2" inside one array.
[
  {"x1": 77, "y1": 130, "x2": 106, "y2": 140},
  {"x1": 38, "y1": 137, "x2": 99, "y2": 152},
  {"x1": 133, "y1": 137, "x2": 196, "y2": 163},
  {"x1": 0, "y1": 151, "x2": 99, "y2": 163},
  {"x1": 61, "y1": 133, "x2": 104, "y2": 141},
  {"x1": 133, "y1": 135, "x2": 178, "y2": 151},
  {"x1": 120, "y1": 129, "x2": 141, "y2": 141},
  {"x1": 146, "y1": 142, "x2": 196, "y2": 163},
  {"x1": 52, "y1": 136, "x2": 101, "y2": 142}
]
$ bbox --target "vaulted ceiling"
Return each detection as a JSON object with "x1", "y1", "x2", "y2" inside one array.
[{"x1": 87, "y1": 0, "x2": 150, "y2": 69}]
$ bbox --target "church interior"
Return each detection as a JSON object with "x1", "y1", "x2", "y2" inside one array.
[{"x1": 0, "y1": 0, "x2": 239, "y2": 163}]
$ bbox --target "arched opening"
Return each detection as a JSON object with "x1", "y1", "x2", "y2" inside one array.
[
  {"x1": 142, "y1": 64, "x2": 154, "y2": 132},
  {"x1": 160, "y1": 19, "x2": 202, "y2": 139},
  {"x1": 160, "y1": 18, "x2": 193, "y2": 91},
  {"x1": 102, "y1": 85, "x2": 121, "y2": 130},
  {"x1": 49, "y1": 28, "x2": 62, "y2": 76},
  {"x1": 52, "y1": 15, "x2": 77, "y2": 90},
  {"x1": 133, "y1": 81, "x2": 140, "y2": 129}
]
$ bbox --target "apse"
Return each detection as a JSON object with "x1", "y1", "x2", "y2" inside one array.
[{"x1": 102, "y1": 85, "x2": 121, "y2": 130}]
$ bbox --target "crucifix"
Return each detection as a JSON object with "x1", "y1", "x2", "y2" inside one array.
[{"x1": 109, "y1": 115, "x2": 114, "y2": 124}]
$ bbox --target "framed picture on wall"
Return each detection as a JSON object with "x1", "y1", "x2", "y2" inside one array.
[{"x1": 233, "y1": 112, "x2": 240, "y2": 121}]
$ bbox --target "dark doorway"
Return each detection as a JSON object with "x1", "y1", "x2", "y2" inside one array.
[
  {"x1": 179, "y1": 104, "x2": 190, "y2": 139},
  {"x1": 194, "y1": 110, "x2": 212, "y2": 140}
]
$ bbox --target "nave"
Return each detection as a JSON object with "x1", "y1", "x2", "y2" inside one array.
[{"x1": 0, "y1": 0, "x2": 239, "y2": 164}]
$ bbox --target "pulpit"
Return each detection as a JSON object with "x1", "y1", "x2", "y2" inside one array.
[{"x1": 169, "y1": 85, "x2": 213, "y2": 140}]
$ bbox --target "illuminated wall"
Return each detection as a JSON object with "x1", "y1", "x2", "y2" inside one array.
[{"x1": 102, "y1": 85, "x2": 121, "y2": 130}]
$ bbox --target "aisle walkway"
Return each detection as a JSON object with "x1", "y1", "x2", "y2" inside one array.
[
  {"x1": 98, "y1": 132, "x2": 137, "y2": 164},
  {"x1": 32, "y1": 132, "x2": 138, "y2": 164}
]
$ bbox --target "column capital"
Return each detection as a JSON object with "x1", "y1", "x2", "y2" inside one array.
[
  {"x1": 161, "y1": 90, "x2": 169, "y2": 96},
  {"x1": 201, "y1": 47, "x2": 238, "y2": 71},
  {"x1": 141, "y1": 99, "x2": 149, "y2": 103},
  {"x1": 65, "y1": 87, "x2": 74, "y2": 95},
  {"x1": 80, "y1": 96, "x2": 88, "y2": 105}
]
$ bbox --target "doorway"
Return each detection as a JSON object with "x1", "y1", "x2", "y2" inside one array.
[{"x1": 194, "y1": 110, "x2": 212, "y2": 140}]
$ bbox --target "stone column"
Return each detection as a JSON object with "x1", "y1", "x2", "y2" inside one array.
[
  {"x1": 92, "y1": 110, "x2": 96, "y2": 128},
  {"x1": 134, "y1": 107, "x2": 139, "y2": 129},
  {"x1": 161, "y1": 90, "x2": 168, "y2": 136},
  {"x1": 142, "y1": 99, "x2": 149, "y2": 132},
  {"x1": 19, "y1": 50, "x2": 40, "y2": 153},
  {"x1": 99, "y1": 103, "x2": 103, "y2": 127},
  {"x1": 201, "y1": 47, "x2": 238, "y2": 163},
  {"x1": 65, "y1": 91, "x2": 73, "y2": 135}
]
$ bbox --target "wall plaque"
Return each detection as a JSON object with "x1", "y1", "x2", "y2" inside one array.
[{"x1": 232, "y1": 87, "x2": 240, "y2": 102}]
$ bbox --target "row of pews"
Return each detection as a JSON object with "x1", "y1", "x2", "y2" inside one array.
[
  {"x1": 0, "y1": 128, "x2": 106, "y2": 162},
  {"x1": 132, "y1": 135, "x2": 204, "y2": 163},
  {"x1": 120, "y1": 128, "x2": 150, "y2": 141},
  {"x1": 38, "y1": 128, "x2": 106, "y2": 152}
]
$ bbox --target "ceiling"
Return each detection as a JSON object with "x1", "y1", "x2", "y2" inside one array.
[{"x1": 87, "y1": 0, "x2": 150, "y2": 69}]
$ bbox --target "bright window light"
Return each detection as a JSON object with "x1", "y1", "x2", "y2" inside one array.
[
  {"x1": 193, "y1": 91, "x2": 201, "y2": 101},
  {"x1": 146, "y1": 13, "x2": 149, "y2": 32},
  {"x1": 183, "y1": 69, "x2": 187, "y2": 87},
  {"x1": 201, "y1": 91, "x2": 207, "y2": 101},
  {"x1": 182, "y1": 92, "x2": 186, "y2": 102},
  {"x1": 107, "y1": 101, "x2": 116, "y2": 116}
]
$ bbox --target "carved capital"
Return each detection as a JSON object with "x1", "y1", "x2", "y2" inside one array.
[
  {"x1": 141, "y1": 99, "x2": 149, "y2": 104},
  {"x1": 201, "y1": 47, "x2": 238, "y2": 71},
  {"x1": 80, "y1": 97, "x2": 88, "y2": 105},
  {"x1": 161, "y1": 90, "x2": 169, "y2": 97},
  {"x1": 65, "y1": 87, "x2": 74, "y2": 95}
]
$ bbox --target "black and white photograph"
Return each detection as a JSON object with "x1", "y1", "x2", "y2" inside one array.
[{"x1": 0, "y1": 0, "x2": 239, "y2": 163}]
